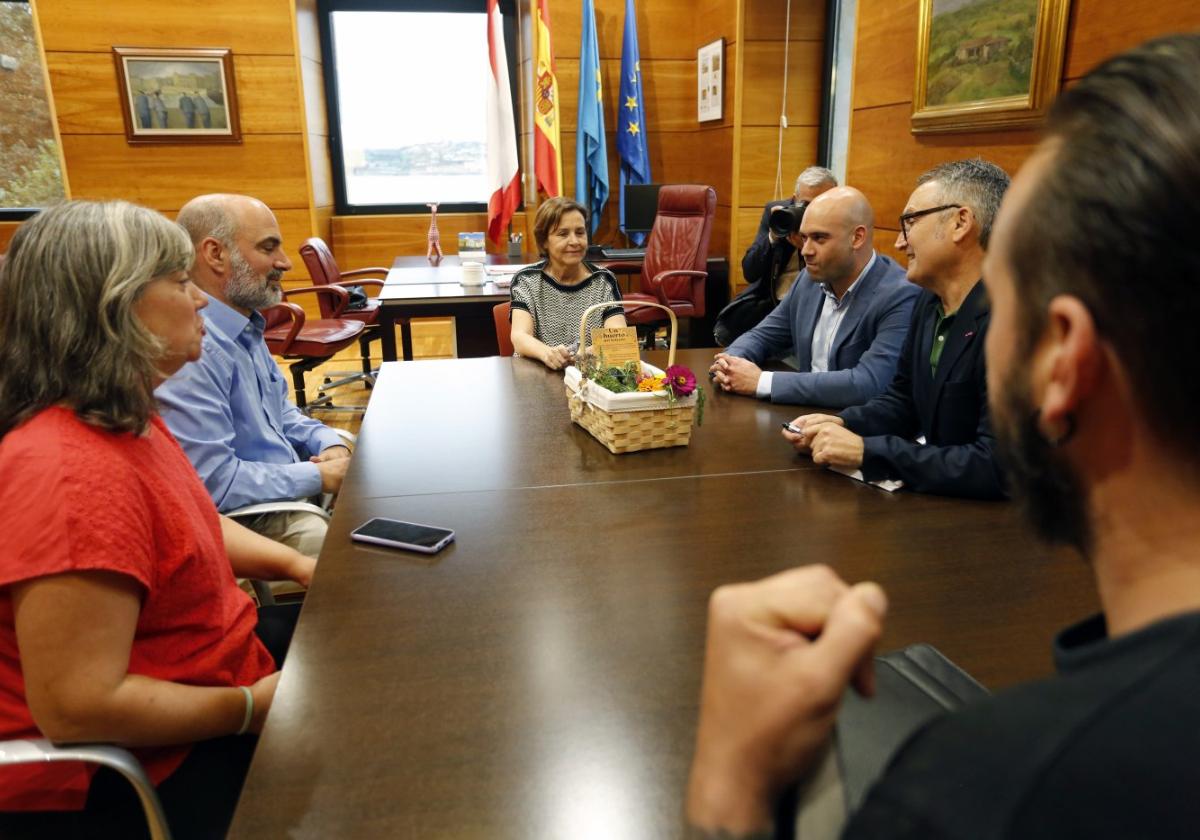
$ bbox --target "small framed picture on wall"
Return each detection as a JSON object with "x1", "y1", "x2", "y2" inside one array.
[
  {"x1": 697, "y1": 38, "x2": 724, "y2": 122},
  {"x1": 113, "y1": 46, "x2": 242, "y2": 144}
]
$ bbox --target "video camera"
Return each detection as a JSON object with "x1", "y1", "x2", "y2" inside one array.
[{"x1": 768, "y1": 200, "x2": 809, "y2": 239}]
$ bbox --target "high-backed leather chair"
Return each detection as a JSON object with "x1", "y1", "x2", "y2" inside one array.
[
  {"x1": 299, "y1": 237, "x2": 388, "y2": 377},
  {"x1": 261, "y1": 285, "x2": 366, "y2": 413},
  {"x1": 617, "y1": 185, "x2": 717, "y2": 343}
]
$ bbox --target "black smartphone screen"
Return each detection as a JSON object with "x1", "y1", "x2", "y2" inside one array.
[{"x1": 353, "y1": 518, "x2": 453, "y2": 548}]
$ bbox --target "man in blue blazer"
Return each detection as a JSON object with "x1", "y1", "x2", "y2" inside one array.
[
  {"x1": 711, "y1": 186, "x2": 918, "y2": 408},
  {"x1": 784, "y1": 159, "x2": 1009, "y2": 500}
]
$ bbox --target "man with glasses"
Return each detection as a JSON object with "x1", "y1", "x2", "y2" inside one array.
[
  {"x1": 689, "y1": 35, "x2": 1200, "y2": 838},
  {"x1": 782, "y1": 159, "x2": 1009, "y2": 499}
]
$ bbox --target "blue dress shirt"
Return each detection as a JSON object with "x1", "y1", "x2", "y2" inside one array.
[{"x1": 155, "y1": 294, "x2": 343, "y2": 511}]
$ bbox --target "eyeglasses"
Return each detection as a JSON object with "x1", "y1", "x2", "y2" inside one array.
[{"x1": 898, "y1": 204, "x2": 962, "y2": 238}]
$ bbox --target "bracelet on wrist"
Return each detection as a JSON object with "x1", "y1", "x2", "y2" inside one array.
[{"x1": 236, "y1": 685, "x2": 254, "y2": 736}]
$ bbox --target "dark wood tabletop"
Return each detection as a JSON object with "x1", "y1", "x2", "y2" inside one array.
[
  {"x1": 346, "y1": 350, "x2": 816, "y2": 498},
  {"x1": 228, "y1": 350, "x2": 1098, "y2": 839}
]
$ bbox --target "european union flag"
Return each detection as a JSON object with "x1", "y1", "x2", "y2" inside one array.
[
  {"x1": 575, "y1": 0, "x2": 608, "y2": 234},
  {"x1": 616, "y1": 0, "x2": 651, "y2": 245}
]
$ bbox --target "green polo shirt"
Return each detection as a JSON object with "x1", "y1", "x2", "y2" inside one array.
[{"x1": 930, "y1": 303, "x2": 956, "y2": 377}]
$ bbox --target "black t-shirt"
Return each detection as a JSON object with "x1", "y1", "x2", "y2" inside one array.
[{"x1": 844, "y1": 610, "x2": 1200, "y2": 838}]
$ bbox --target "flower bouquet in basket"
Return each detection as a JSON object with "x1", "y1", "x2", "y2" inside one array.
[{"x1": 563, "y1": 302, "x2": 705, "y2": 455}]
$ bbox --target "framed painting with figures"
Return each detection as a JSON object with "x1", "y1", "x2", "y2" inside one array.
[{"x1": 113, "y1": 47, "x2": 241, "y2": 144}]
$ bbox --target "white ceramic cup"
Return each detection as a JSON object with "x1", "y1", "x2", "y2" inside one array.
[{"x1": 461, "y1": 261, "x2": 485, "y2": 286}]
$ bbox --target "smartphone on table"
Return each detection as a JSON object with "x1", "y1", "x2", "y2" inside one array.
[{"x1": 350, "y1": 518, "x2": 455, "y2": 554}]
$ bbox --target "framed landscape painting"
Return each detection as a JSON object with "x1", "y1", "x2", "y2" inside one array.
[
  {"x1": 113, "y1": 47, "x2": 241, "y2": 144},
  {"x1": 911, "y1": 0, "x2": 1070, "y2": 134}
]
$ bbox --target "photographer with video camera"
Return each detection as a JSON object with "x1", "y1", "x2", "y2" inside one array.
[
  {"x1": 713, "y1": 167, "x2": 837, "y2": 347},
  {"x1": 711, "y1": 186, "x2": 917, "y2": 408}
]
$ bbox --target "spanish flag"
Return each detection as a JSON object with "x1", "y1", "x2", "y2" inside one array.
[{"x1": 533, "y1": 0, "x2": 562, "y2": 197}]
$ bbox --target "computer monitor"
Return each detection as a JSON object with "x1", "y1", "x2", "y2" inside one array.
[{"x1": 623, "y1": 183, "x2": 661, "y2": 234}]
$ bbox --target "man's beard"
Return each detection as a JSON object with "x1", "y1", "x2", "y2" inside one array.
[
  {"x1": 227, "y1": 249, "x2": 283, "y2": 311},
  {"x1": 993, "y1": 369, "x2": 1092, "y2": 555}
]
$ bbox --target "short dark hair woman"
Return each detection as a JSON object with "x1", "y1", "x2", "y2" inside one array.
[
  {"x1": 0, "y1": 200, "x2": 313, "y2": 839},
  {"x1": 509, "y1": 197, "x2": 627, "y2": 370}
]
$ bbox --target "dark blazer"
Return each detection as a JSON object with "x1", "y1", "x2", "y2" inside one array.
[
  {"x1": 725, "y1": 255, "x2": 918, "y2": 407},
  {"x1": 838, "y1": 281, "x2": 1006, "y2": 499},
  {"x1": 739, "y1": 199, "x2": 800, "y2": 298}
]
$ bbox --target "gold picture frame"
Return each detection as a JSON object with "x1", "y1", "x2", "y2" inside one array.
[{"x1": 911, "y1": 0, "x2": 1071, "y2": 135}]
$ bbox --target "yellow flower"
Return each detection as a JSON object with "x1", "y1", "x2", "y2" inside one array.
[{"x1": 638, "y1": 375, "x2": 665, "y2": 392}]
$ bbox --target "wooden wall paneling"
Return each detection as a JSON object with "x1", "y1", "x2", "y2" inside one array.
[
  {"x1": 739, "y1": 40, "x2": 824, "y2": 127},
  {"x1": 696, "y1": 0, "x2": 739, "y2": 49},
  {"x1": 45, "y1": 52, "x2": 305, "y2": 137},
  {"x1": 737, "y1": 125, "x2": 818, "y2": 208},
  {"x1": 557, "y1": 57, "x2": 695, "y2": 133},
  {"x1": 331, "y1": 212, "x2": 533, "y2": 269},
  {"x1": 851, "y1": 0, "x2": 918, "y2": 111},
  {"x1": 308, "y1": 133, "x2": 334, "y2": 209},
  {"x1": 36, "y1": 0, "x2": 298, "y2": 55},
  {"x1": 1063, "y1": 0, "x2": 1199, "y2": 80},
  {"x1": 670, "y1": 127, "x2": 733, "y2": 204},
  {"x1": 872, "y1": 227, "x2": 906, "y2": 266},
  {"x1": 555, "y1": 0, "x2": 698, "y2": 61},
  {"x1": 846, "y1": 103, "x2": 1036, "y2": 226},
  {"x1": 58, "y1": 134, "x2": 312, "y2": 211},
  {"x1": 709, "y1": 202, "x2": 731, "y2": 271},
  {"x1": 733, "y1": 204, "x2": 767, "y2": 272},
  {"x1": 743, "y1": 0, "x2": 825, "y2": 41}
]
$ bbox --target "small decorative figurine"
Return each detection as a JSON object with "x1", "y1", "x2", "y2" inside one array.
[{"x1": 426, "y1": 202, "x2": 443, "y2": 264}]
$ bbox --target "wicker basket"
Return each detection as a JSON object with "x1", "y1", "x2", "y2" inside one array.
[{"x1": 563, "y1": 301, "x2": 698, "y2": 454}]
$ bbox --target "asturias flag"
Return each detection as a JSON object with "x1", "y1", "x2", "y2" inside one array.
[
  {"x1": 617, "y1": 0, "x2": 651, "y2": 244},
  {"x1": 575, "y1": 0, "x2": 608, "y2": 234},
  {"x1": 486, "y1": 0, "x2": 520, "y2": 244},
  {"x1": 533, "y1": 0, "x2": 562, "y2": 197}
]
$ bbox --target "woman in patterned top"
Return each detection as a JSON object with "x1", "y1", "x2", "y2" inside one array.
[{"x1": 509, "y1": 197, "x2": 626, "y2": 370}]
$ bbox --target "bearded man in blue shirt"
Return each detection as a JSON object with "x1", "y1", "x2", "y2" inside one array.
[{"x1": 157, "y1": 194, "x2": 351, "y2": 556}]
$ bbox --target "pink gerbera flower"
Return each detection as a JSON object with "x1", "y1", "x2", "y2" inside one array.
[{"x1": 664, "y1": 365, "x2": 697, "y2": 396}]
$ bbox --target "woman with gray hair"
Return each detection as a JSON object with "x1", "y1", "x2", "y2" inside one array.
[{"x1": 0, "y1": 201, "x2": 313, "y2": 838}]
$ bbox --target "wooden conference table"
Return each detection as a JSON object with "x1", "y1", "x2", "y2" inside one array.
[{"x1": 229, "y1": 349, "x2": 1097, "y2": 838}]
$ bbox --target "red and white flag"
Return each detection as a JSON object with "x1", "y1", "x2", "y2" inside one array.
[{"x1": 486, "y1": 0, "x2": 520, "y2": 244}]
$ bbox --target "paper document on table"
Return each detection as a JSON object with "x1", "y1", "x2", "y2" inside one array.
[
  {"x1": 485, "y1": 263, "x2": 534, "y2": 274},
  {"x1": 827, "y1": 464, "x2": 904, "y2": 493}
]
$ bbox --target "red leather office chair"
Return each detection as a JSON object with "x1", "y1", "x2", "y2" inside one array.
[
  {"x1": 617, "y1": 185, "x2": 717, "y2": 345},
  {"x1": 299, "y1": 237, "x2": 388, "y2": 378},
  {"x1": 493, "y1": 302, "x2": 514, "y2": 356},
  {"x1": 262, "y1": 285, "x2": 366, "y2": 413}
]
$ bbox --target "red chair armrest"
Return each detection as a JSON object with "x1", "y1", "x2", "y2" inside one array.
[
  {"x1": 282, "y1": 284, "x2": 350, "y2": 317},
  {"x1": 263, "y1": 301, "x2": 306, "y2": 353},
  {"x1": 338, "y1": 267, "x2": 390, "y2": 280},
  {"x1": 648, "y1": 269, "x2": 707, "y2": 307},
  {"x1": 598, "y1": 259, "x2": 644, "y2": 274},
  {"x1": 334, "y1": 278, "x2": 385, "y2": 293}
]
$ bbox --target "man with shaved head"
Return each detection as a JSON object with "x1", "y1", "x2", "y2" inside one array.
[
  {"x1": 784, "y1": 160, "x2": 1009, "y2": 499},
  {"x1": 156, "y1": 194, "x2": 351, "y2": 557},
  {"x1": 712, "y1": 186, "x2": 918, "y2": 407}
]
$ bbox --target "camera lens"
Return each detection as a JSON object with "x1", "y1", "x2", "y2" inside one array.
[{"x1": 768, "y1": 200, "x2": 809, "y2": 239}]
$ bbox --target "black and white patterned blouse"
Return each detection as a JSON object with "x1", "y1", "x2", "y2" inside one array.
[{"x1": 508, "y1": 260, "x2": 624, "y2": 348}]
